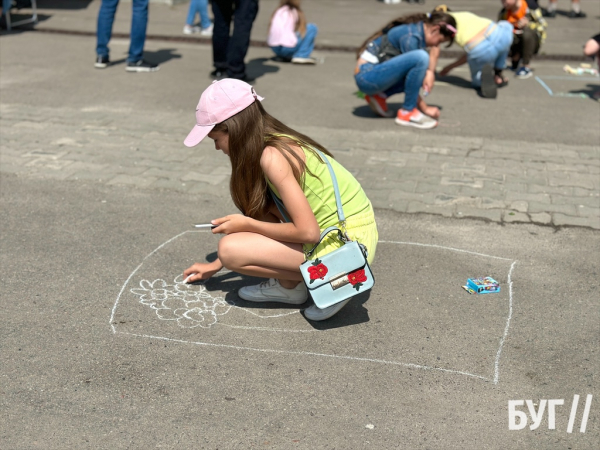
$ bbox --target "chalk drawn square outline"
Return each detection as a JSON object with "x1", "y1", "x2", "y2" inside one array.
[{"x1": 111, "y1": 231, "x2": 517, "y2": 385}]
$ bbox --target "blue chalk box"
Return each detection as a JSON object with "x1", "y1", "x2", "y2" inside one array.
[{"x1": 462, "y1": 277, "x2": 500, "y2": 294}]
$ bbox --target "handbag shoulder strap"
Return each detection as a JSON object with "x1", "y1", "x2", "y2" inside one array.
[
  {"x1": 268, "y1": 149, "x2": 346, "y2": 226},
  {"x1": 313, "y1": 149, "x2": 346, "y2": 225}
]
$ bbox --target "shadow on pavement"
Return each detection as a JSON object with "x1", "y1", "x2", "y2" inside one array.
[
  {"x1": 246, "y1": 57, "x2": 280, "y2": 80},
  {"x1": 37, "y1": 0, "x2": 93, "y2": 9}
]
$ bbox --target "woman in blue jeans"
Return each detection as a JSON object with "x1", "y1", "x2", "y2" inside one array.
[{"x1": 354, "y1": 12, "x2": 457, "y2": 130}]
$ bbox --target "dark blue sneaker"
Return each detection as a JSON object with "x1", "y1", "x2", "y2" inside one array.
[
  {"x1": 95, "y1": 55, "x2": 109, "y2": 69},
  {"x1": 126, "y1": 60, "x2": 159, "y2": 73},
  {"x1": 516, "y1": 66, "x2": 532, "y2": 79}
]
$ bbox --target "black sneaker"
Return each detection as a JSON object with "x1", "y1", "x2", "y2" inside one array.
[
  {"x1": 126, "y1": 60, "x2": 159, "y2": 73},
  {"x1": 542, "y1": 8, "x2": 556, "y2": 18},
  {"x1": 479, "y1": 64, "x2": 497, "y2": 99},
  {"x1": 567, "y1": 10, "x2": 586, "y2": 18},
  {"x1": 210, "y1": 69, "x2": 227, "y2": 79},
  {"x1": 95, "y1": 55, "x2": 109, "y2": 69}
]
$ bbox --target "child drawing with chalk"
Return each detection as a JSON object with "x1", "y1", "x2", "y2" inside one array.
[
  {"x1": 354, "y1": 11, "x2": 457, "y2": 129},
  {"x1": 268, "y1": 0, "x2": 318, "y2": 64},
  {"x1": 182, "y1": 79, "x2": 378, "y2": 321}
]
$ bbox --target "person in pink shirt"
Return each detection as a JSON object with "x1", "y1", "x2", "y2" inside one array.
[{"x1": 268, "y1": 0, "x2": 318, "y2": 65}]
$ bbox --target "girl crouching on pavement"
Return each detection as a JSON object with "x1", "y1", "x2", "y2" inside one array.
[
  {"x1": 182, "y1": 79, "x2": 378, "y2": 321},
  {"x1": 436, "y1": 4, "x2": 514, "y2": 98},
  {"x1": 354, "y1": 11, "x2": 457, "y2": 130}
]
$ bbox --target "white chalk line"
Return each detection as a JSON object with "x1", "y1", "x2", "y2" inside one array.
[
  {"x1": 378, "y1": 241, "x2": 513, "y2": 261},
  {"x1": 117, "y1": 331, "x2": 490, "y2": 382},
  {"x1": 111, "y1": 230, "x2": 208, "y2": 333},
  {"x1": 112, "y1": 234, "x2": 517, "y2": 383},
  {"x1": 493, "y1": 260, "x2": 517, "y2": 385}
]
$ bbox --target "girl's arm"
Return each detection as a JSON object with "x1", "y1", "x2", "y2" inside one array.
[
  {"x1": 439, "y1": 53, "x2": 467, "y2": 77},
  {"x1": 183, "y1": 258, "x2": 223, "y2": 283},
  {"x1": 211, "y1": 146, "x2": 321, "y2": 244},
  {"x1": 423, "y1": 45, "x2": 440, "y2": 94}
]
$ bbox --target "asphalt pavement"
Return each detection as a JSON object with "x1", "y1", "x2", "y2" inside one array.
[{"x1": 1, "y1": 1, "x2": 599, "y2": 449}]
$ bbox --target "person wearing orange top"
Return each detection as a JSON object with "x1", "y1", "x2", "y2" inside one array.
[{"x1": 499, "y1": 0, "x2": 547, "y2": 79}]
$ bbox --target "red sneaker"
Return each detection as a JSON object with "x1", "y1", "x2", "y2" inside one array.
[{"x1": 365, "y1": 93, "x2": 394, "y2": 118}]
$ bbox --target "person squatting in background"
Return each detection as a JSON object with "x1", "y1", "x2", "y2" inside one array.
[
  {"x1": 354, "y1": 11, "x2": 458, "y2": 130},
  {"x1": 436, "y1": 5, "x2": 513, "y2": 99},
  {"x1": 499, "y1": 0, "x2": 547, "y2": 79},
  {"x1": 182, "y1": 79, "x2": 378, "y2": 321},
  {"x1": 183, "y1": 0, "x2": 213, "y2": 36},
  {"x1": 268, "y1": 0, "x2": 318, "y2": 65}
]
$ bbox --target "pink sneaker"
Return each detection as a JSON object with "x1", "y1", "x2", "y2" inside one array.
[{"x1": 365, "y1": 93, "x2": 394, "y2": 118}]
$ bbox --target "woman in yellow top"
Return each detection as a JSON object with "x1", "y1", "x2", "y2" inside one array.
[
  {"x1": 435, "y1": 5, "x2": 513, "y2": 98},
  {"x1": 182, "y1": 79, "x2": 378, "y2": 322}
]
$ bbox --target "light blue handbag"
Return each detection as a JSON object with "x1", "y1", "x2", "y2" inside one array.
[{"x1": 271, "y1": 150, "x2": 375, "y2": 309}]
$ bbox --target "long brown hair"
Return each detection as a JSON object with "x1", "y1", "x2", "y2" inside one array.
[
  {"x1": 269, "y1": 0, "x2": 307, "y2": 37},
  {"x1": 213, "y1": 101, "x2": 333, "y2": 219},
  {"x1": 356, "y1": 11, "x2": 457, "y2": 57}
]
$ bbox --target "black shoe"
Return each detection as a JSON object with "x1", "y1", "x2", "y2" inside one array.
[
  {"x1": 567, "y1": 10, "x2": 586, "y2": 18},
  {"x1": 95, "y1": 55, "x2": 110, "y2": 69},
  {"x1": 479, "y1": 64, "x2": 497, "y2": 99},
  {"x1": 543, "y1": 9, "x2": 556, "y2": 18},
  {"x1": 210, "y1": 69, "x2": 227, "y2": 79},
  {"x1": 126, "y1": 60, "x2": 159, "y2": 72}
]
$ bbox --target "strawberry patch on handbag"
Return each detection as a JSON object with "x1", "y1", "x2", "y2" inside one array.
[{"x1": 299, "y1": 227, "x2": 374, "y2": 309}]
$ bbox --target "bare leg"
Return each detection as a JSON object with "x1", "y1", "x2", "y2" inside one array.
[{"x1": 218, "y1": 232, "x2": 306, "y2": 288}]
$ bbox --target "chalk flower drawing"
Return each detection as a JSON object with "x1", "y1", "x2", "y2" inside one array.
[{"x1": 130, "y1": 278, "x2": 231, "y2": 328}]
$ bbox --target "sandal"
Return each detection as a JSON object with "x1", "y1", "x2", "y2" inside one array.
[{"x1": 494, "y1": 71, "x2": 509, "y2": 88}]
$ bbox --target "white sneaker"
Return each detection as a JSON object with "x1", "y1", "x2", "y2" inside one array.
[
  {"x1": 238, "y1": 279, "x2": 308, "y2": 304},
  {"x1": 303, "y1": 299, "x2": 351, "y2": 321},
  {"x1": 291, "y1": 57, "x2": 316, "y2": 65},
  {"x1": 395, "y1": 108, "x2": 438, "y2": 129},
  {"x1": 200, "y1": 23, "x2": 214, "y2": 37},
  {"x1": 183, "y1": 25, "x2": 200, "y2": 35}
]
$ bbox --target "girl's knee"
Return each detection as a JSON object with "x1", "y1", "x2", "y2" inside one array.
[
  {"x1": 413, "y1": 49, "x2": 430, "y2": 67},
  {"x1": 307, "y1": 23, "x2": 318, "y2": 33},
  {"x1": 217, "y1": 235, "x2": 240, "y2": 270}
]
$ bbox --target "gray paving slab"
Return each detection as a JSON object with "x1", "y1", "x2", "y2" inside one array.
[{"x1": 1, "y1": 31, "x2": 599, "y2": 229}]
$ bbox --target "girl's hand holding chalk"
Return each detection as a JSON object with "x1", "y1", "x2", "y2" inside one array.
[{"x1": 194, "y1": 223, "x2": 217, "y2": 229}]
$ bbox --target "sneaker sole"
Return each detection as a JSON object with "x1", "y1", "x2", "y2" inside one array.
[
  {"x1": 94, "y1": 63, "x2": 108, "y2": 69},
  {"x1": 303, "y1": 298, "x2": 351, "y2": 321},
  {"x1": 238, "y1": 289, "x2": 307, "y2": 305},
  {"x1": 291, "y1": 59, "x2": 316, "y2": 65},
  {"x1": 126, "y1": 66, "x2": 160, "y2": 73},
  {"x1": 366, "y1": 97, "x2": 394, "y2": 118},
  {"x1": 480, "y1": 64, "x2": 497, "y2": 99},
  {"x1": 516, "y1": 73, "x2": 533, "y2": 79},
  {"x1": 394, "y1": 117, "x2": 437, "y2": 129}
]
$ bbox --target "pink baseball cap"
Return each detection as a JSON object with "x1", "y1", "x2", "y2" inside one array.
[{"x1": 184, "y1": 78, "x2": 264, "y2": 147}]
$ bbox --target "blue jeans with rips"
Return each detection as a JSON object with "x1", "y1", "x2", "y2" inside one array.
[
  {"x1": 186, "y1": 0, "x2": 212, "y2": 29},
  {"x1": 466, "y1": 21, "x2": 513, "y2": 87},
  {"x1": 354, "y1": 49, "x2": 429, "y2": 112},
  {"x1": 96, "y1": 0, "x2": 149, "y2": 63},
  {"x1": 270, "y1": 23, "x2": 318, "y2": 59}
]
